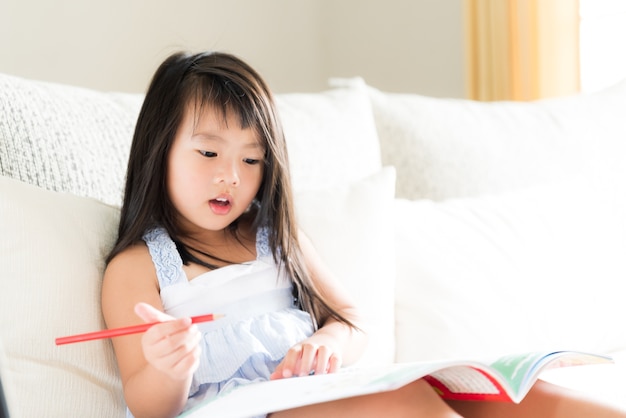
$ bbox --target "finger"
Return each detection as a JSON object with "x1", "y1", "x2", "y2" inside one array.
[
  {"x1": 134, "y1": 302, "x2": 175, "y2": 323},
  {"x1": 143, "y1": 326, "x2": 201, "y2": 369},
  {"x1": 295, "y1": 343, "x2": 318, "y2": 377},
  {"x1": 313, "y1": 346, "x2": 333, "y2": 375},
  {"x1": 149, "y1": 333, "x2": 202, "y2": 379},
  {"x1": 170, "y1": 342, "x2": 201, "y2": 377},
  {"x1": 270, "y1": 363, "x2": 284, "y2": 380},
  {"x1": 146, "y1": 318, "x2": 200, "y2": 354},
  {"x1": 279, "y1": 345, "x2": 303, "y2": 378},
  {"x1": 173, "y1": 343, "x2": 201, "y2": 375},
  {"x1": 162, "y1": 327, "x2": 201, "y2": 360},
  {"x1": 135, "y1": 303, "x2": 193, "y2": 344},
  {"x1": 327, "y1": 353, "x2": 342, "y2": 374}
]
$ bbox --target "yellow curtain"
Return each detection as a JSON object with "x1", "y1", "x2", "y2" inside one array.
[{"x1": 464, "y1": 0, "x2": 580, "y2": 101}]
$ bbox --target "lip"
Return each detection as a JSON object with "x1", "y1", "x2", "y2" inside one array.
[{"x1": 208, "y1": 194, "x2": 233, "y2": 215}]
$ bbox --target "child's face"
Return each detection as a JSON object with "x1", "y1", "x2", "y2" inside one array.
[{"x1": 167, "y1": 104, "x2": 265, "y2": 234}]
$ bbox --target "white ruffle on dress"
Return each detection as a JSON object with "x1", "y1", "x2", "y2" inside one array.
[{"x1": 141, "y1": 226, "x2": 314, "y2": 416}]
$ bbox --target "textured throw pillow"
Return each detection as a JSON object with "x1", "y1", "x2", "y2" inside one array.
[
  {"x1": 0, "y1": 176, "x2": 124, "y2": 417},
  {"x1": 0, "y1": 73, "x2": 143, "y2": 207},
  {"x1": 295, "y1": 167, "x2": 396, "y2": 365},
  {"x1": 393, "y1": 182, "x2": 626, "y2": 363}
]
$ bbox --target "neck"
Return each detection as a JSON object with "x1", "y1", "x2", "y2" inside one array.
[{"x1": 177, "y1": 220, "x2": 257, "y2": 269}]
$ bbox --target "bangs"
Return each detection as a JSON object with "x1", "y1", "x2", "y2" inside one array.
[{"x1": 186, "y1": 75, "x2": 260, "y2": 134}]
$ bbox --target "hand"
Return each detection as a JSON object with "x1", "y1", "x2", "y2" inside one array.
[
  {"x1": 270, "y1": 336, "x2": 342, "y2": 380},
  {"x1": 134, "y1": 302, "x2": 202, "y2": 381}
]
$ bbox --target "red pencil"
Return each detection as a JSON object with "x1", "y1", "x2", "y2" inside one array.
[{"x1": 55, "y1": 313, "x2": 223, "y2": 345}]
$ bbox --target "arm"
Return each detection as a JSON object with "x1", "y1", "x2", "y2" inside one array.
[
  {"x1": 271, "y1": 230, "x2": 369, "y2": 379},
  {"x1": 101, "y1": 244, "x2": 201, "y2": 418}
]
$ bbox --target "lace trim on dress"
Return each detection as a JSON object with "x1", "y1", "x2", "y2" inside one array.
[
  {"x1": 144, "y1": 226, "x2": 273, "y2": 288},
  {"x1": 143, "y1": 227, "x2": 186, "y2": 286}
]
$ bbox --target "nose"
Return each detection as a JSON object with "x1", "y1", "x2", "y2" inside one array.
[{"x1": 213, "y1": 161, "x2": 240, "y2": 187}]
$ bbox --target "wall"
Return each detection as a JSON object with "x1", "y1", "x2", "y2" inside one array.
[{"x1": 0, "y1": 0, "x2": 465, "y2": 97}]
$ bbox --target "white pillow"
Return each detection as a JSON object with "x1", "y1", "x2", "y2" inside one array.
[
  {"x1": 295, "y1": 167, "x2": 396, "y2": 365},
  {"x1": 0, "y1": 176, "x2": 125, "y2": 417},
  {"x1": 277, "y1": 77, "x2": 382, "y2": 193},
  {"x1": 368, "y1": 79, "x2": 626, "y2": 201},
  {"x1": 393, "y1": 182, "x2": 626, "y2": 363}
]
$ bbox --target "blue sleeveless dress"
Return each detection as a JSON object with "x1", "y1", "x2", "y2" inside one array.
[{"x1": 141, "y1": 227, "x2": 315, "y2": 415}]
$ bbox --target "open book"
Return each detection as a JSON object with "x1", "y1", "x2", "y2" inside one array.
[{"x1": 181, "y1": 350, "x2": 612, "y2": 418}]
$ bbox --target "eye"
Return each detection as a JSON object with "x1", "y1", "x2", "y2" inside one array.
[
  {"x1": 243, "y1": 158, "x2": 262, "y2": 165},
  {"x1": 199, "y1": 150, "x2": 217, "y2": 158}
]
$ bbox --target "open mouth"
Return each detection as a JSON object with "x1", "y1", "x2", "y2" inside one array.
[
  {"x1": 209, "y1": 197, "x2": 232, "y2": 214},
  {"x1": 211, "y1": 197, "x2": 230, "y2": 207}
]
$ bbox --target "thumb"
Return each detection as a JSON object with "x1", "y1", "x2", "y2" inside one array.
[
  {"x1": 270, "y1": 363, "x2": 283, "y2": 380},
  {"x1": 134, "y1": 302, "x2": 175, "y2": 324}
]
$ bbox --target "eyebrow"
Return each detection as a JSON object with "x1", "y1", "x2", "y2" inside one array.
[{"x1": 190, "y1": 133, "x2": 264, "y2": 150}]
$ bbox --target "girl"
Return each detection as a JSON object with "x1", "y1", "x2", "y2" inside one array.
[{"x1": 102, "y1": 51, "x2": 626, "y2": 418}]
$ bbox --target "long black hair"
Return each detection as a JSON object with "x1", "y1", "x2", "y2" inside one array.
[{"x1": 107, "y1": 51, "x2": 354, "y2": 330}]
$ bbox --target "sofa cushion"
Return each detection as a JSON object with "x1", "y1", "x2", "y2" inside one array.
[
  {"x1": 393, "y1": 182, "x2": 626, "y2": 363},
  {"x1": 295, "y1": 167, "x2": 396, "y2": 365},
  {"x1": 278, "y1": 77, "x2": 382, "y2": 192},
  {"x1": 0, "y1": 167, "x2": 396, "y2": 416},
  {"x1": 0, "y1": 176, "x2": 124, "y2": 417},
  {"x1": 368, "y1": 78, "x2": 626, "y2": 201}
]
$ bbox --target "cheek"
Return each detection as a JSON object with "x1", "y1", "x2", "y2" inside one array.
[
  {"x1": 167, "y1": 154, "x2": 203, "y2": 202},
  {"x1": 245, "y1": 167, "x2": 264, "y2": 195},
  {"x1": 165, "y1": 165, "x2": 185, "y2": 208},
  {"x1": 168, "y1": 147, "x2": 205, "y2": 182}
]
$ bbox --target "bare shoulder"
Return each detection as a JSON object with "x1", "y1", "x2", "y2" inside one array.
[
  {"x1": 104, "y1": 242, "x2": 155, "y2": 283},
  {"x1": 104, "y1": 243, "x2": 159, "y2": 294},
  {"x1": 102, "y1": 242, "x2": 163, "y2": 328}
]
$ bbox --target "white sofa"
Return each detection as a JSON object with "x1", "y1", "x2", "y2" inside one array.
[{"x1": 1, "y1": 72, "x2": 625, "y2": 416}]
